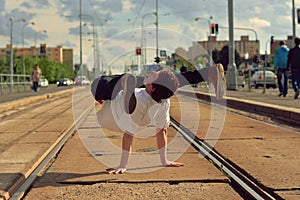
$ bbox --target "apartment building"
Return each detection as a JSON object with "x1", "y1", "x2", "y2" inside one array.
[{"x1": 0, "y1": 44, "x2": 73, "y2": 70}]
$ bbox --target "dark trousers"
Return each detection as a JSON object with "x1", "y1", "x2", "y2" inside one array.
[
  {"x1": 91, "y1": 68, "x2": 209, "y2": 101},
  {"x1": 276, "y1": 69, "x2": 288, "y2": 95},
  {"x1": 291, "y1": 69, "x2": 300, "y2": 93},
  {"x1": 33, "y1": 82, "x2": 39, "y2": 92}
]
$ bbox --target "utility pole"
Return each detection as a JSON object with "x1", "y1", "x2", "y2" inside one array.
[
  {"x1": 227, "y1": 0, "x2": 237, "y2": 90},
  {"x1": 155, "y1": 0, "x2": 159, "y2": 62},
  {"x1": 292, "y1": 0, "x2": 296, "y2": 38},
  {"x1": 79, "y1": 0, "x2": 83, "y2": 86}
]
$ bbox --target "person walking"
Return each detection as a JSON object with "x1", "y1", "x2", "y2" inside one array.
[
  {"x1": 287, "y1": 37, "x2": 300, "y2": 99},
  {"x1": 180, "y1": 64, "x2": 188, "y2": 73},
  {"x1": 31, "y1": 64, "x2": 42, "y2": 92},
  {"x1": 91, "y1": 64, "x2": 226, "y2": 174},
  {"x1": 274, "y1": 41, "x2": 289, "y2": 97}
]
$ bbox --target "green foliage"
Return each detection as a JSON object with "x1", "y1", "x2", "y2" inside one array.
[
  {"x1": 212, "y1": 45, "x2": 241, "y2": 71},
  {"x1": 2, "y1": 56, "x2": 74, "y2": 83}
]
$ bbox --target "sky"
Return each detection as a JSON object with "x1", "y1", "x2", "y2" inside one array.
[{"x1": 1, "y1": 0, "x2": 300, "y2": 72}]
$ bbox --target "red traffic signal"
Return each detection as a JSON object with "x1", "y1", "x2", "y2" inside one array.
[
  {"x1": 211, "y1": 23, "x2": 215, "y2": 34},
  {"x1": 136, "y1": 47, "x2": 141, "y2": 55}
]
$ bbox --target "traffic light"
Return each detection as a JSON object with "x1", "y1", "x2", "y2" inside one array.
[
  {"x1": 136, "y1": 47, "x2": 141, "y2": 55},
  {"x1": 270, "y1": 36, "x2": 274, "y2": 44},
  {"x1": 154, "y1": 56, "x2": 160, "y2": 63},
  {"x1": 253, "y1": 55, "x2": 259, "y2": 64},
  {"x1": 211, "y1": 23, "x2": 215, "y2": 34},
  {"x1": 215, "y1": 24, "x2": 219, "y2": 35}
]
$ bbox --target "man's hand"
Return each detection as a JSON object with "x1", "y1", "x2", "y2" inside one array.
[{"x1": 106, "y1": 167, "x2": 127, "y2": 174}]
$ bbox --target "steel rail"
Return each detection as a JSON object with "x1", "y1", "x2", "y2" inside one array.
[
  {"x1": 170, "y1": 116, "x2": 281, "y2": 200},
  {"x1": 8, "y1": 104, "x2": 94, "y2": 200}
]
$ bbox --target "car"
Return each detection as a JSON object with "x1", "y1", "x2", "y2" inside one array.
[
  {"x1": 74, "y1": 76, "x2": 90, "y2": 85},
  {"x1": 250, "y1": 70, "x2": 277, "y2": 89},
  {"x1": 57, "y1": 78, "x2": 72, "y2": 87},
  {"x1": 237, "y1": 69, "x2": 245, "y2": 88},
  {"x1": 39, "y1": 78, "x2": 49, "y2": 87}
]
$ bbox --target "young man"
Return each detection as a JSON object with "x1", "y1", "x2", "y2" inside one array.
[
  {"x1": 91, "y1": 64, "x2": 225, "y2": 174},
  {"x1": 287, "y1": 37, "x2": 300, "y2": 99},
  {"x1": 274, "y1": 41, "x2": 289, "y2": 97}
]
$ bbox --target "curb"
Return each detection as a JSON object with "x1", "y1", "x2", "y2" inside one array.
[
  {"x1": 178, "y1": 89, "x2": 300, "y2": 127},
  {"x1": 0, "y1": 88, "x2": 74, "y2": 112}
]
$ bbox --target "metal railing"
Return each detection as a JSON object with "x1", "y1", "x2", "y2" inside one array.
[{"x1": 0, "y1": 73, "x2": 32, "y2": 94}]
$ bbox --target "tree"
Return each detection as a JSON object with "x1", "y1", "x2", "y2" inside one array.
[
  {"x1": 213, "y1": 45, "x2": 241, "y2": 71},
  {"x1": 11, "y1": 56, "x2": 73, "y2": 83}
]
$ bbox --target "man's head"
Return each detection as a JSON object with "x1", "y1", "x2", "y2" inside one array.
[
  {"x1": 294, "y1": 37, "x2": 300, "y2": 46},
  {"x1": 279, "y1": 41, "x2": 286, "y2": 46},
  {"x1": 143, "y1": 69, "x2": 179, "y2": 102}
]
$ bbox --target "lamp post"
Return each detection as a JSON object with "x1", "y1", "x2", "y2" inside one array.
[
  {"x1": 227, "y1": 0, "x2": 238, "y2": 90},
  {"x1": 194, "y1": 16, "x2": 213, "y2": 65},
  {"x1": 84, "y1": 21, "x2": 98, "y2": 77},
  {"x1": 22, "y1": 21, "x2": 35, "y2": 84},
  {"x1": 141, "y1": 12, "x2": 156, "y2": 68},
  {"x1": 264, "y1": 38, "x2": 272, "y2": 94},
  {"x1": 80, "y1": 13, "x2": 95, "y2": 82},
  {"x1": 34, "y1": 30, "x2": 47, "y2": 63},
  {"x1": 292, "y1": 0, "x2": 296, "y2": 39},
  {"x1": 10, "y1": 17, "x2": 26, "y2": 93},
  {"x1": 155, "y1": 0, "x2": 159, "y2": 63}
]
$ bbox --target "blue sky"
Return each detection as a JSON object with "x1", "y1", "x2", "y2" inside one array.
[{"x1": 1, "y1": 0, "x2": 300, "y2": 69}]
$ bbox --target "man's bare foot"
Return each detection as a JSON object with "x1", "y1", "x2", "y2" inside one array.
[{"x1": 106, "y1": 167, "x2": 127, "y2": 174}]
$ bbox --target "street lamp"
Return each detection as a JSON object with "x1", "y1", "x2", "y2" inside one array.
[
  {"x1": 84, "y1": 22, "x2": 98, "y2": 77},
  {"x1": 22, "y1": 21, "x2": 35, "y2": 82},
  {"x1": 141, "y1": 12, "x2": 156, "y2": 68},
  {"x1": 34, "y1": 30, "x2": 47, "y2": 63},
  {"x1": 194, "y1": 16, "x2": 213, "y2": 65},
  {"x1": 10, "y1": 17, "x2": 26, "y2": 93}
]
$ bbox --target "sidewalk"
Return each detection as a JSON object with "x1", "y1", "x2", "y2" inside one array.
[
  {"x1": 195, "y1": 85, "x2": 300, "y2": 109},
  {"x1": 0, "y1": 86, "x2": 72, "y2": 105},
  {"x1": 0, "y1": 85, "x2": 299, "y2": 110}
]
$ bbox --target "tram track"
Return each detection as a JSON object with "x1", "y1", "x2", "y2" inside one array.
[
  {"x1": 6, "y1": 102, "x2": 94, "y2": 200},
  {"x1": 170, "y1": 116, "x2": 281, "y2": 200}
]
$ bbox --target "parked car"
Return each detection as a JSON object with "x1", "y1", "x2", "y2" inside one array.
[
  {"x1": 237, "y1": 69, "x2": 245, "y2": 88},
  {"x1": 39, "y1": 78, "x2": 49, "y2": 87},
  {"x1": 250, "y1": 70, "x2": 277, "y2": 89},
  {"x1": 57, "y1": 78, "x2": 72, "y2": 87},
  {"x1": 74, "y1": 76, "x2": 90, "y2": 85}
]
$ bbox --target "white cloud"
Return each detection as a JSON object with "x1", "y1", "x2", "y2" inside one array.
[
  {"x1": 2, "y1": 0, "x2": 300, "y2": 62},
  {"x1": 249, "y1": 17, "x2": 271, "y2": 28},
  {"x1": 123, "y1": 0, "x2": 135, "y2": 12}
]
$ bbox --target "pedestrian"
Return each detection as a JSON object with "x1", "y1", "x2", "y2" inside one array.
[
  {"x1": 91, "y1": 64, "x2": 226, "y2": 174},
  {"x1": 274, "y1": 41, "x2": 289, "y2": 97},
  {"x1": 287, "y1": 37, "x2": 300, "y2": 99},
  {"x1": 31, "y1": 64, "x2": 42, "y2": 92},
  {"x1": 171, "y1": 64, "x2": 180, "y2": 74},
  {"x1": 180, "y1": 64, "x2": 187, "y2": 73}
]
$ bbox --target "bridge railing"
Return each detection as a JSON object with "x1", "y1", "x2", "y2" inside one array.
[{"x1": 0, "y1": 74, "x2": 32, "y2": 94}]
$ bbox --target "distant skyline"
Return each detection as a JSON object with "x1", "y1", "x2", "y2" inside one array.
[{"x1": 1, "y1": 0, "x2": 300, "y2": 67}]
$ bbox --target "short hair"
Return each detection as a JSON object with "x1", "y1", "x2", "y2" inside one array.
[
  {"x1": 295, "y1": 37, "x2": 300, "y2": 46},
  {"x1": 279, "y1": 41, "x2": 286, "y2": 46},
  {"x1": 151, "y1": 69, "x2": 179, "y2": 102}
]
